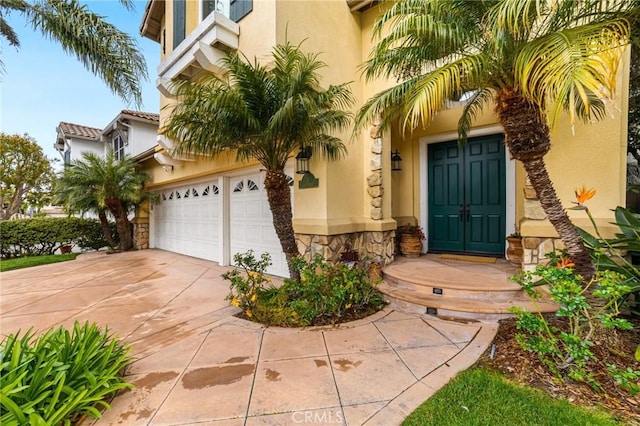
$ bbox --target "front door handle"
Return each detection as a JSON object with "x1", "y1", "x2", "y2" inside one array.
[
  {"x1": 466, "y1": 206, "x2": 471, "y2": 222},
  {"x1": 459, "y1": 204, "x2": 465, "y2": 221}
]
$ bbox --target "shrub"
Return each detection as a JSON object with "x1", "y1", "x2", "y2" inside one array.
[
  {"x1": 75, "y1": 221, "x2": 118, "y2": 251},
  {"x1": 578, "y1": 206, "x2": 640, "y2": 315},
  {"x1": 0, "y1": 322, "x2": 133, "y2": 425},
  {"x1": 0, "y1": 217, "x2": 113, "y2": 259},
  {"x1": 511, "y1": 255, "x2": 635, "y2": 390},
  {"x1": 223, "y1": 251, "x2": 385, "y2": 327}
]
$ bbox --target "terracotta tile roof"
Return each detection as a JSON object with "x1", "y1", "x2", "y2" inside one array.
[
  {"x1": 57, "y1": 122, "x2": 102, "y2": 140},
  {"x1": 121, "y1": 110, "x2": 159, "y2": 122}
]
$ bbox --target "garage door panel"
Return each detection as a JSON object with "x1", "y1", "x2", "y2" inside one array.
[
  {"x1": 230, "y1": 172, "x2": 292, "y2": 277},
  {"x1": 153, "y1": 181, "x2": 220, "y2": 262}
]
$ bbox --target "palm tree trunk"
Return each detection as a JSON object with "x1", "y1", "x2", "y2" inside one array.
[
  {"x1": 264, "y1": 170, "x2": 301, "y2": 281},
  {"x1": 105, "y1": 198, "x2": 133, "y2": 250},
  {"x1": 97, "y1": 210, "x2": 117, "y2": 248},
  {"x1": 521, "y1": 158, "x2": 595, "y2": 282},
  {"x1": 496, "y1": 89, "x2": 596, "y2": 283}
]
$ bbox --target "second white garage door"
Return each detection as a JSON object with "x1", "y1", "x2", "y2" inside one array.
[
  {"x1": 154, "y1": 181, "x2": 220, "y2": 262},
  {"x1": 229, "y1": 172, "x2": 292, "y2": 277}
]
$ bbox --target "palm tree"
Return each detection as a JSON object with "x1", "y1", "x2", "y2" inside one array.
[
  {"x1": 163, "y1": 42, "x2": 354, "y2": 280},
  {"x1": 53, "y1": 180, "x2": 117, "y2": 249},
  {"x1": 0, "y1": 0, "x2": 147, "y2": 105},
  {"x1": 356, "y1": 0, "x2": 640, "y2": 282},
  {"x1": 54, "y1": 150, "x2": 152, "y2": 250}
]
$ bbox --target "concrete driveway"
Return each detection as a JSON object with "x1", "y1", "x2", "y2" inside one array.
[{"x1": 0, "y1": 250, "x2": 496, "y2": 425}]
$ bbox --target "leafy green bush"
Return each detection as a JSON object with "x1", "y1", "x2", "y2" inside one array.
[
  {"x1": 223, "y1": 251, "x2": 385, "y2": 327},
  {"x1": 0, "y1": 322, "x2": 132, "y2": 425},
  {"x1": 511, "y1": 256, "x2": 634, "y2": 390},
  {"x1": 578, "y1": 206, "x2": 640, "y2": 314},
  {"x1": 75, "y1": 220, "x2": 118, "y2": 251},
  {"x1": 0, "y1": 217, "x2": 113, "y2": 259}
]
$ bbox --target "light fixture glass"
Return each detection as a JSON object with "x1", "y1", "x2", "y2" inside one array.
[
  {"x1": 296, "y1": 146, "x2": 312, "y2": 174},
  {"x1": 391, "y1": 149, "x2": 402, "y2": 171}
]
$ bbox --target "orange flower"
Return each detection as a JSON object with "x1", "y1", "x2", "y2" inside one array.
[
  {"x1": 556, "y1": 257, "x2": 575, "y2": 269},
  {"x1": 574, "y1": 186, "x2": 596, "y2": 205}
]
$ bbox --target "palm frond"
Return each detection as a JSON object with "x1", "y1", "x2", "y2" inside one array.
[
  {"x1": 163, "y1": 42, "x2": 353, "y2": 173},
  {"x1": 366, "y1": 0, "x2": 485, "y2": 81},
  {"x1": 457, "y1": 88, "x2": 495, "y2": 142},
  {"x1": 0, "y1": 14, "x2": 20, "y2": 47},
  {"x1": 515, "y1": 19, "x2": 630, "y2": 125},
  {"x1": 356, "y1": 54, "x2": 489, "y2": 133},
  {"x1": 55, "y1": 150, "x2": 150, "y2": 214},
  {"x1": 26, "y1": 0, "x2": 147, "y2": 107}
]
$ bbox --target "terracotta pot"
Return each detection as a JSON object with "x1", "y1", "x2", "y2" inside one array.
[
  {"x1": 506, "y1": 237, "x2": 523, "y2": 266},
  {"x1": 399, "y1": 234, "x2": 422, "y2": 258}
]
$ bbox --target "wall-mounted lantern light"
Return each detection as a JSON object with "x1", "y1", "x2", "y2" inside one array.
[
  {"x1": 296, "y1": 146, "x2": 312, "y2": 174},
  {"x1": 391, "y1": 149, "x2": 402, "y2": 171},
  {"x1": 296, "y1": 146, "x2": 319, "y2": 189}
]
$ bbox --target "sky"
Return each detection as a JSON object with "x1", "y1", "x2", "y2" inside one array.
[{"x1": 0, "y1": 0, "x2": 160, "y2": 161}]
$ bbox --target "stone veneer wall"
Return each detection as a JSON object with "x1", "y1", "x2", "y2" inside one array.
[
  {"x1": 522, "y1": 179, "x2": 562, "y2": 272},
  {"x1": 132, "y1": 217, "x2": 149, "y2": 250},
  {"x1": 296, "y1": 231, "x2": 396, "y2": 265},
  {"x1": 522, "y1": 236, "x2": 565, "y2": 272}
]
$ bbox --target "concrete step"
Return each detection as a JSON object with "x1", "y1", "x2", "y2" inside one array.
[
  {"x1": 377, "y1": 281, "x2": 558, "y2": 321},
  {"x1": 384, "y1": 273, "x2": 527, "y2": 301},
  {"x1": 383, "y1": 258, "x2": 522, "y2": 292}
]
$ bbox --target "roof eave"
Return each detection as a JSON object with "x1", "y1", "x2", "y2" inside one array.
[{"x1": 140, "y1": 0, "x2": 164, "y2": 42}]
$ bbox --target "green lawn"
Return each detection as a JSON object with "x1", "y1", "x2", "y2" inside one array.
[
  {"x1": 404, "y1": 367, "x2": 619, "y2": 426},
  {"x1": 0, "y1": 254, "x2": 79, "y2": 272}
]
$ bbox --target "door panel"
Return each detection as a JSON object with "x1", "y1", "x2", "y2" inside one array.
[
  {"x1": 428, "y1": 135, "x2": 506, "y2": 255},
  {"x1": 429, "y1": 142, "x2": 464, "y2": 251}
]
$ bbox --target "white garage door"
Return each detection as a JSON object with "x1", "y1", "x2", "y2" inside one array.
[
  {"x1": 154, "y1": 181, "x2": 220, "y2": 262},
  {"x1": 229, "y1": 172, "x2": 293, "y2": 277}
]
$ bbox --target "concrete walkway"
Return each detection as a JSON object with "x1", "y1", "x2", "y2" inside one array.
[{"x1": 0, "y1": 250, "x2": 497, "y2": 425}]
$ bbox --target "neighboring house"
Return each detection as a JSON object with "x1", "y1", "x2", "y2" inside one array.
[
  {"x1": 54, "y1": 122, "x2": 103, "y2": 165},
  {"x1": 138, "y1": 1, "x2": 630, "y2": 277},
  {"x1": 53, "y1": 111, "x2": 159, "y2": 233},
  {"x1": 55, "y1": 110, "x2": 160, "y2": 164}
]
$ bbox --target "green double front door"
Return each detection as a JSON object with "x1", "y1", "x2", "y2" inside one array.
[{"x1": 428, "y1": 135, "x2": 506, "y2": 255}]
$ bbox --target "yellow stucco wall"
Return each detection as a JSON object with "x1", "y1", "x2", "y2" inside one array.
[
  {"x1": 147, "y1": 0, "x2": 630, "y2": 241},
  {"x1": 274, "y1": 1, "x2": 379, "y2": 234}
]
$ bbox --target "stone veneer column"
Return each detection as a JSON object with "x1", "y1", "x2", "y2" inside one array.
[
  {"x1": 132, "y1": 217, "x2": 149, "y2": 250},
  {"x1": 293, "y1": 123, "x2": 396, "y2": 265},
  {"x1": 521, "y1": 178, "x2": 563, "y2": 272},
  {"x1": 367, "y1": 123, "x2": 384, "y2": 220}
]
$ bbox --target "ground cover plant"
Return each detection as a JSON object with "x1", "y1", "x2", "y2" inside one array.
[
  {"x1": 223, "y1": 251, "x2": 385, "y2": 327},
  {"x1": 481, "y1": 316, "x2": 639, "y2": 423},
  {"x1": 0, "y1": 253, "x2": 78, "y2": 272},
  {"x1": 403, "y1": 367, "x2": 618, "y2": 426},
  {"x1": 0, "y1": 321, "x2": 132, "y2": 425},
  {"x1": 493, "y1": 187, "x2": 640, "y2": 422}
]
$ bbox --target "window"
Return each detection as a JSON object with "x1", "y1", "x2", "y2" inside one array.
[
  {"x1": 202, "y1": 0, "x2": 217, "y2": 18},
  {"x1": 230, "y1": 0, "x2": 252, "y2": 22},
  {"x1": 113, "y1": 134, "x2": 125, "y2": 161},
  {"x1": 64, "y1": 150, "x2": 71, "y2": 165},
  {"x1": 173, "y1": 0, "x2": 186, "y2": 49}
]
